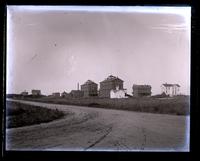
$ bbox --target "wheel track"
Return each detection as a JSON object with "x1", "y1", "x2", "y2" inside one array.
[{"x1": 84, "y1": 126, "x2": 113, "y2": 150}]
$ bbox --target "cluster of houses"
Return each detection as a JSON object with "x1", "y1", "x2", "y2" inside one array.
[{"x1": 20, "y1": 75, "x2": 181, "y2": 99}]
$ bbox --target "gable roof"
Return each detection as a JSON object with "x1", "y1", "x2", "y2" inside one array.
[
  {"x1": 82, "y1": 80, "x2": 97, "y2": 85},
  {"x1": 162, "y1": 83, "x2": 180, "y2": 87},
  {"x1": 101, "y1": 75, "x2": 123, "y2": 83},
  {"x1": 62, "y1": 91, "x2": 68, "y2": 94}
]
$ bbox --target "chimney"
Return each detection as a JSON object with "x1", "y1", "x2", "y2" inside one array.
[{"x1": 77, "y1": 83, "x2": 79, "y2": 90}]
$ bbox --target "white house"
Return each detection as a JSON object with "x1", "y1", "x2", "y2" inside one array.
[
  {"x1": 161, "y1": 83, "x2": 180, "y2": 97},
  {"x1": 110, "y1": 86, "x2": 127, "y2": 99}
]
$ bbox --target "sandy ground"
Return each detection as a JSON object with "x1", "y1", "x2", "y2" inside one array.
[{"x1": 6, "y1": 99, "x2": 189, "y2": 151}]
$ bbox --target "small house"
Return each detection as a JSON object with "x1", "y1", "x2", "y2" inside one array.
[
  {"x1": 61, "y1": 91, "x2": 70, "y2": 98},
  {"x1": 21, "y1": 91, "x2": 28, "y2": 96},
  {"x1": 70, "y1": 90, "x2": 84, "y2": 98}
]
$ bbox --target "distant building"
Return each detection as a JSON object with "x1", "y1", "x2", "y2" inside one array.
[
  {"x1": 61, "y1": 91, "x2": 71, "y2": 98},
  {"x1": 70, "y1": 90, "x2": 84, "y2": 98},
  {"x1": 161, "y1": 83, "x2": 180, "y2": 97},
  {"x1": 52, "y1": 92, "x2": 60, "y2": 97},
  {"x1": 21, "y1": 91, "x2": 28, "y2": 96},
  {"x1": 31, "y1": 89, "x2": 41, "y2": 96},
  {"x1": 132, "y1": 84, "x2": 151, "y2": 97},
  {"x1": 81, "y1": 80, "x2": 98, "y2": 97},
  {"x1": 110, "y1": 86, "x2": 127, "y2": 99},
  {"x1": 99, "y1": 75, "x2": 124, "y2": 98}
]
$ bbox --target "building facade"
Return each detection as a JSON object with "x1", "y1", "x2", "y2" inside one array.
[
  {"x1": 70, "y1": 90, "x2": 84, "y2": 98},
  {"x1": 31, "y1": 89, "x2": 41, "y2": 96},
  {"x1": 161, "y1": 83, "x2": 180, "y2": 97},
  {"x1": 99, "y1": 75, "x2": 124, "y2": 98},
  {"x1": 81, "y1": 80, "x2": 98, "y2": 97},
  {"x1": 132, "y1": 84, "x2": 151, "y2": 97}
]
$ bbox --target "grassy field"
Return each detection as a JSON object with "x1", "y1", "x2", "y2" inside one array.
[
  {"x1": 6, "y1": 101, "x2": 65, "y2": 128},
  {"x1": 18, "y1": 95, "x2": 190, "y2": 116}
]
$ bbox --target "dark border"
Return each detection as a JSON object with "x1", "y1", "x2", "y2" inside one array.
[{"x1": 1, "y1": 0, "x2": 199, "y2": 161}]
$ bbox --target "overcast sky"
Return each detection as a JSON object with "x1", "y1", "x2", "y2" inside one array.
[{"x1": 7, "y1": 6, "x2": 191, "y2": 95}]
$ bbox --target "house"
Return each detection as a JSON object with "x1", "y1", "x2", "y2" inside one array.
[
  {"x1": 61, "y1": 91, "x2": 71, "y2": 98},
  {"x1": 161, "y1": 83, "x2": 180, "y2": 97},
  {"x1": 21, "y1": 91, "x2": 28, "y2": 96},
  {"x1": 70, "y1": 90, "x2": 84, "y2": 98},
  {"x1": 52, "y1": 92, "x2": 60, "y2": 97},
  {"x1": 110, "y1": 86, "x2": 127, "y2": 99},
  {"x1": 99, "y1": 75, "x2": 124, "y2": 98},
  {"x1": 132, "y1": 84, "x2": 151, "y2": 97},
  {"x1": 81, "y1": 80, "x2": 98, "y2": 97},
  {"x1": 31, "y1": 89, "x2": 41, "y2": 96}
]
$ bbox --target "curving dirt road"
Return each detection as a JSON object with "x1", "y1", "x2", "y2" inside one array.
[{"x1": 6, "y1": 100, "x2": 189, "y2": 151}]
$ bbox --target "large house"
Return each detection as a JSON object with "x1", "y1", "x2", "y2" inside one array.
[
  {"x1": 81, "y1": 80, "x2": 98, "y2": 97},
  {"x1": 161, "y1": 83, "x2": 180, "y2": 97},
  {"x1": 31, "y1": 89, "x2": 41, "y2": 96},
  {"x1": 132, "y1": 84, "x2": 151, "y2": 97},
  {"x1": 99, "y1": 75, "x2": 124, "y2": 98}
]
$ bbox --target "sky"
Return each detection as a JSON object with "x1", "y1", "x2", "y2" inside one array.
[{"x1": 6, "y1": 6, "x2": 191, "y2": 95}]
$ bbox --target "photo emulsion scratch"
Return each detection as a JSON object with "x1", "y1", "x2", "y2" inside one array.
[{"x1": 6, "y1": 6, "x2": 190, "y2": 151}]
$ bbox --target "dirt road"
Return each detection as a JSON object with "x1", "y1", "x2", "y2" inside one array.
[{"x1": 6, "y1": 100, "x2": 189, "y2": 151}]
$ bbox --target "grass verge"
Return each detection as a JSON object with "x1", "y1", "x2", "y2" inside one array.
[
  {"x1": 6, "y1": 101, "x2": 65, "y2": 128},
  {"x1": 15, "y1": 95, "x2": 190, "y2": 116}
]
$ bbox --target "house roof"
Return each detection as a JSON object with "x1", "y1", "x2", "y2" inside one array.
[
  {"x1": 162, "y1": 83, "x2": 180, "y2": 87},
  {"x1": 70, "y1": 90, "x2": 83, "y2": 93},
  {"x1": 101, "y1": 75, "x2": 123, "y2": 83},
  {"x1": 82, "y1": 80, "x2": 97, "y2": 85},
  {"x1": 132, "y1": 84, "x2": 151, "y2": 88},
  {"x1": 32, "y1": 89, "x2": 41, "y2": 92}
]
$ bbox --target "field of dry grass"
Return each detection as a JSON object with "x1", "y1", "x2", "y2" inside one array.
[
  {"x1": 18, "y1": 95, "x2": 190, "y2": 115},
  {"x1": 6, "y1": 101, "x2": 65, "y2": 128}
]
